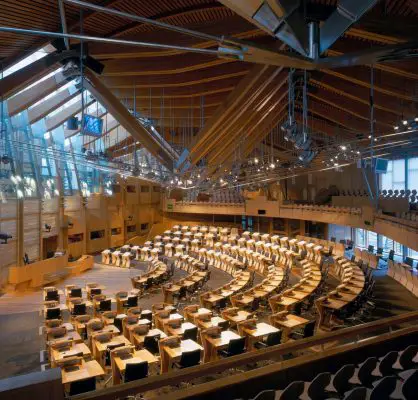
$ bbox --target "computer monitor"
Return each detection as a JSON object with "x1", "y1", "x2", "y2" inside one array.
[
  {"x1": 375, "y1": 158, "x2": 389, "y2": 174},
  {"x1": 82, "y1": 115, "x2": 103, "y2": 136}
]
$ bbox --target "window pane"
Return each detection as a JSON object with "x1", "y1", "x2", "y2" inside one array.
[
  {"x1": 355, "y1": 229, "x2": 365, "y2": 247},
  {"x1": 381, "y1": 160, "x2": 393, "y2": 190},
  {"x1": 408, "y1": 248, "x2": 418, "y2": 260},
  {"x1": 407, "y1": 157, "x2": 418, "y2": 190},
  {"x1": 394, "y1": 241, "x2": 403, "y2": 256},
  {"x1": 392, "y1": 159, "x2": 405, "y2": 190},
  {"x1": 380, "y1": 235, "x2": 393, "y2": 253},
  {"x1": 367, "y1": 231, "x2": 378, "y2": 249}
]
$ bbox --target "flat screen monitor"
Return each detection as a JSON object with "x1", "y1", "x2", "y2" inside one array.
[
  {"x1": 82, "y1": 115, "x2": 103, "y2": 136},
  {"x1": 375, "y1": 158, "x2": 389, "y2": 174}
]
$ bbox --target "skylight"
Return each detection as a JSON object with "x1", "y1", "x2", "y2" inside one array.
[{"x1": 0, "y1": 44, "x2": 55, "y2": 79}]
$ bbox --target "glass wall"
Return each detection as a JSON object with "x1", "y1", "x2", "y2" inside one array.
[
  {"x1": 381, "y1": 156, "x2": 418, "y2": 191},
  {"x1": 353, "y1": 228, "x2": 416, "y2": 260}
]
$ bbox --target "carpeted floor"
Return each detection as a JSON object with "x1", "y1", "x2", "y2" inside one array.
[
  {"x1": 0, "y1": 259, "x2": 416, "y2": 381},
  {"x1": 0, "y1": 259, "x2": 233, "y2": 380}
]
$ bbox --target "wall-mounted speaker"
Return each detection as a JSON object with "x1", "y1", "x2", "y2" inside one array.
[{"x1": 67, "y1": 116, "x2": 79, "y2": 130}]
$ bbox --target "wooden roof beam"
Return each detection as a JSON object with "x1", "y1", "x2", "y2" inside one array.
[
  {"x1": 187, "y1": 65, "x2": 281, "y2": 166},
  {"x1": 28, "y1": 87, "x2": 79, "y2": 124},
  {"x1": 0, "y1": 50, "x2": 77, "y2": 100},
  {"x1": 210, "y1": 84, "x2": 289, "y2": 166},
  {"x1": 307, "y1": 89, "x2": 395, "y2": 128},
  {"x1": 310, "y1": 75, "x2": 417, "y2": 118},
  {"x1": 295, "y1": 100, "x2": 371, "y2": 134},
  {"x1": 322, "y1": 67, "x2": 417, "y2": 101},
  {"x1": 7, "y1": 70, "x2": 71, "y2": 116},
  {"x1": 82, "y1": 70, "x2": 178, "y2": 170}
]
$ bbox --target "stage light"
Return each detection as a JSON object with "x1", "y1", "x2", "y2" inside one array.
[
  {"x1": 254, "y1": 158, "x2": 259, "y2": 164},
  {"x1": 340, "y1": 145, "x2": 347, "y2": 151},
  {"x1": 394, "y1": 126, "x2": 399, "y2": 130},
  {"x1": 403, "y1": 120, "x2": 408, "y2": 125}
]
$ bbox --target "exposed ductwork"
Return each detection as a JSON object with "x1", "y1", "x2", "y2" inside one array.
[{"x1": 319, "y1": 0, "x2": 380, "y2": 54}]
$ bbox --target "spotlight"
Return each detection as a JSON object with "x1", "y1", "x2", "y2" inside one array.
[
  {"x1": 394, "y1": 126, "x2": 399, "y2": 130},
  {"x1": 254, "y1": 158, "x2": 259, "y2": 164},
  {"x1": 270, "y1": 163, "x2": 275, "y2": 169},
  {"x1": 403, "y1": 120, "x2": 408, "y2": 125},
  {"x1": 340, "y1": 145, "x2": 347, "y2": 151}
]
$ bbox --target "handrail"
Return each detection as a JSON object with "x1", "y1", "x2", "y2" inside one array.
[
  {"x1": 72, "y1": 310, "x2": 418, "y2": 400},
  {"x1": 163, "y1": 325, "x2": 418, "y2": 400}
]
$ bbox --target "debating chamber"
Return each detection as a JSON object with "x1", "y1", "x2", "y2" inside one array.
[{"x1": 1, "y1": 0, "x2": 418, "y2": 399}]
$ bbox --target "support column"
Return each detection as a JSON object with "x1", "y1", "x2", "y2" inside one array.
[{"x1": 16, "y1": 199, "x2": 24, "y2": 267}]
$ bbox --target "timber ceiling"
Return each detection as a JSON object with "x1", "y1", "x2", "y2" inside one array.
[{"x1": 1, "y1": 0, "x2": 418, "y2": 164}]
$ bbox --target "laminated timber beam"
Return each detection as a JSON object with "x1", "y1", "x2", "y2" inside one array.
[
  {"x1": 307, "y1": 90, "x2": 395, "y2": 129},
  {"x1": 293, "y1": 112, "x2": 354, "y2": 140},
  {"x1": 295, "y1": 100, "x2": 371, "y2": 134},
  {"x1": 28, "y1": 88, "x2": 79, "y2": 125},
  {"x1": 309, "y1": 75, "x2": 417, "y2": 118},
  {"x1": 82, "y1": 70, "x2": 177, "y2": 170},
  {"x1": 322, "y1": 67, "x2": 418, "y2": 102},
  {"x1": 208, "y1": 77, "x2": 289, "y2": 167},
  {"x1": 186, "y1": 64, "x2": 283, "y2": 167},
  {"x1": 208, "y1": 104, "x2": 290, "y2": 178},
  {"x1": 7, "y1": 70, "x2": 71, "y2": 116},
  {"x1": 0, "y1": 50, "x2": 77, "y2": 100}
]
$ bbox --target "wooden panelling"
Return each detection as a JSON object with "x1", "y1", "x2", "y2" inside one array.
[
  {"x1": 66, "y1": 215, "x2": 84, "y2": 236},
  {"x1": 42, "y1": 198, "x2": 59, "y2": 213},
  {"x1": 0, "y1": 220, "x2": 17, "y2": 238},
  {"x1": 87, "y1": 213, "x2": 107, "y2": 231},
  {"x1": 24, "y1": 214, "x2": 40, "y2": 231},
  {"x1": 23, "y1": 199, "x2": 40, "y2": 214},
  {"x1": 86, "y1": 195, "x2": 103, "y2": 210},
  {"x1": 0, "y1": 241, "x2": 16, "y2": 269},
  {"x1": 64, "y1": 196, "x2": 82, "y2": 212},
  {"x1": 87, "y1": 237, "x2": 108, "y2": 254},
  {"x1": 42, "y1": 214, "x2": 58, "y2": 238},
  {"x1": 68, "y1": 241, "x2": 84, "y2": 259},
  {"x1": 0, "y1": 201, "x2": 17, "y2": 219}
]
